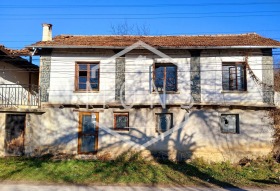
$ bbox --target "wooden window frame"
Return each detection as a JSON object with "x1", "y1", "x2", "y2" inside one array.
[
  {"x1": 153, "y1": 63, "x2": 178, "y2": 93},
  {"x1": 78, "y1": 112, "x2": 99, "y2": 154},
  {"x1": 113, "y1": 112, "x2": 129, "y2": 131},
  {"x1": 220, "y1": 114, "x2": 240, "y2": 134},
  {"x1": 222, "y1": 62, "x2": 247, "y2": 91},
  {"x1": 155, "y1": 113, "x2": 173, "y2": 133},
  {"x1": 75, "y1": 62, "x2": 100, "y2": 92}
]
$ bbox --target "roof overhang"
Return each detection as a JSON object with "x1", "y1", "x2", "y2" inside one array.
[
  {"x1": 0, "y1": 47, "x2": 11, "y2": 55},
  {"x1": 0, "y1": 48, "x2": 38, "y2": 70},
  {"x1": 28, "y1": 45, "x2": 280, "y2": 49}
]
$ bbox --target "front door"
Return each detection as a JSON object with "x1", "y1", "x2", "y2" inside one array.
[
  {"x1": 5, "y1": 114, "x2": 26, "y2": 156},
  {"x1": 78, "y1": 112, "x2": 99, "y2": 154}
]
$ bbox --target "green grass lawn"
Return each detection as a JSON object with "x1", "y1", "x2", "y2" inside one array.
[{"x1": 0, "y1": 154, "x2": 279, "y2": 188}]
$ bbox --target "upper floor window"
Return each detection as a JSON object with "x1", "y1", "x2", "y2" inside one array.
[
  {"x1": 75, "y1": 62, "x2": 99, "y2": 91},
  {"x1": 154, "y1": 63, "x2": 177, "y2": 92},
  {"x1": 222, "y1": 62, "x2": 246, "y2": 91}
]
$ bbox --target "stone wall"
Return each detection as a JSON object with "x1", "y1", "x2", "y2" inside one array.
[
  {"x1": 115, "y1": 57, "x2": 125, "y2": 101},
  {"x1": 262, "y1": 49, "x2": 274, "y2": 104},
  {"x1": 40, "y1": 56, "x2": 51, "y2": 102},
  {"x1": 190, "y1": 50, "x2": 201, "y2": 103}
]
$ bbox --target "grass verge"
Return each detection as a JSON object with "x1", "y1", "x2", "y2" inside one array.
[{"x1": 0, "y1": 154, "x2": 279, "y2": 188}]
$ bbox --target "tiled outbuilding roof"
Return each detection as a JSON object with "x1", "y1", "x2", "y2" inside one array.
[
  {"x1": 0, "y1": 45, "x2": 38, "y2": 70},
  {"x1": 0, "y1": 45, "x2": 31, "y2": 56},
  {"x1": 28, "y1": 33, "x2": 280, "y2": 48}
]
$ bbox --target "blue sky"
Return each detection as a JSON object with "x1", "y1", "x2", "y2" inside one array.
[{"x1": 0, "y1": 0, "x2": 280, "y2": 51}]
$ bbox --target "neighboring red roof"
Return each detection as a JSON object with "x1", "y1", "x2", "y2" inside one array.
[
  {"x1": 10, "y1": 48, "x2": 31, "y2": 56},
  {"x1": 0, "y1": 45, "x2": 31, "y2": 56},
  {"x1": 28, "y1": 33, "x2": 280, "y2": 48},
  {"x1": 0, "y1": 45, "x2": 38, "y2": 70}
]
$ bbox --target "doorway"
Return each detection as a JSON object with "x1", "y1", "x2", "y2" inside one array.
[
  {"x1": 5, "y1": 114, "x2": 26, "y2": 156},
  {"x1": 78, "y1": 112, "x2": 99, "y2": 154}
]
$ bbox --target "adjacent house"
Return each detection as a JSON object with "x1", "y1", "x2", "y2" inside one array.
[
  {"x1": 1, "y1": 23, "x2": 280, "y2": 161},
  {"x1": 0, "y1": 45, "x2": 40, "y2": 156}
]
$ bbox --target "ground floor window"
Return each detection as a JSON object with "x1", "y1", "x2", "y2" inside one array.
[
  {"x1": 220, "y1": 114, "x2": 239, "y2": 134},
  {"x1": 156, "y1": 113, "x2": 173, "y2": 133},
  {"x1": 78, "y1": 112, "x2": 99, "y2": 154},
  {"x1": 114, "y1": 112, "x2": 129, "y2": 131}
]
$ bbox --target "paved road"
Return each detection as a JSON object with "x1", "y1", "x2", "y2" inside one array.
[{"x1": 0, "y1": 183, "x2": 279, "y2": 191}]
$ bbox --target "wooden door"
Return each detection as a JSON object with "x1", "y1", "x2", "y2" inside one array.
[
  {"x1": 78, "y1": 112, "x2": 99, "y2": 154},
  {"x1": 5, "y1": 114, "x2": 26, "y2": 156}
]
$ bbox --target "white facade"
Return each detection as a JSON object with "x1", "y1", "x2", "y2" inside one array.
[
  {"x1": 47, "y1": 49, "x2": 266, "y2": 106},
  {"x1": 0, "y1": 46, "x2": 275, "y2": 162}
]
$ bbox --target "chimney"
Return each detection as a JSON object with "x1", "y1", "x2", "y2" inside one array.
[{"x1": 42, "y1": 23, "x2": 52, "y2": 41}]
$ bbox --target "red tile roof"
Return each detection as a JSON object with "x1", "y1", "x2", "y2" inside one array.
[
  {"x1": 28, "y1": 33, "x2": 280, "y2": 48},
  {"x1": 0, "y1": 45, "x2": 31, "y2": 56},
  {"x1": 0, "y1": 45, "x2": 38, "y2": 70}
]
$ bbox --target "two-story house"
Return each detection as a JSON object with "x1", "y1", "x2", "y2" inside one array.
[
  {"x1": 0, "y1": 45, "x2": 40, "y2": 156},
  {"x1": 14, "y1": 24, "x2": 280, "y2": 161}
]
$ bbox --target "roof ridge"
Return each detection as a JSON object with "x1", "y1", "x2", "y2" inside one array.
[
  {"x1": 29, "y1": 32, "x2": 280, "y2": 48},
  {"x1": 55, "y1": 33, "x2": 258, "y2": 38}
]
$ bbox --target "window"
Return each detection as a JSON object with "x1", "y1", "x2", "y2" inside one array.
[
  {"x1": 114, "y1": 113, "x2": 129, "y2": 131},
  {"x1": 75, "y1": 62, "x2": 99, "y2": 91},
  {"x1": 154, "y1": 63, "x2": 177, "y2": 92},
  {"x1": 156, "y1": 113, "x2": 173, "y2": 133},
  {"x1": 222, "y1": 63, "x2": 246, "y2": 91},
  {"x1": 220, "y1": 114, "x2": 239, "y2": 134}
]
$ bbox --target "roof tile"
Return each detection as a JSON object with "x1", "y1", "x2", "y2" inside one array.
[
  {"x1": 29, "y1": 33, "x2": 280, "y2": 48},
  {"x1": 0, "y1": 45, "x2": 31, "y2": 56}
]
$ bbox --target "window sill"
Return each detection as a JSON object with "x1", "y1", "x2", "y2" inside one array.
[
  {"x1": 152, "y1": 91, "x2": 180, "y2": 94},
  {"x1": 156, "y1": 130, "x2": 168, "y2": 133},
  {"x1": 74, "y1": 90, "x2": 100, "y2": 93},
  {"x1": 221, "y1": 132, "x2": 239, "y2": 134},
  {"x1": 221, "y1": 90, "x2": 247, "y2": 93},
  {"x1": 77, "y1": 151, "x2": 98, "y2": 155},
  {"x1": 113, "y1": 128, "x2": 130, "y2": 131}
]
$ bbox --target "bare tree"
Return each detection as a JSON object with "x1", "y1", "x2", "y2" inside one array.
[
  {"x1": 134, "y1": 23, "x2": 150, "y2": 35},
  {"x1": 110, "y1": 21, "x2": 150, "y2": 35}
]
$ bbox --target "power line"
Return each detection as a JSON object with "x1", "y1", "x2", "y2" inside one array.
[
  {"x1": 1, "y1": 68, "x2": 280, "y2": 73},
  {"x1": 2, "y1": 55, "x2": 280, "y2": 64},
  {"x1": 1, "y1": 14, "x2": 280, "y2": 20},
  {"x1": 0, "y1": 2, "x2": 280, "y2": 8},
  {"x1": 1, "y1": 59, "x2": 280, "y2": 65},
  {"x1": 2, "y1": 10, "x2": 280, "y2": 16},
  {"x1": 1, "y1": 29, "x2": 280, "y2": 37}
]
